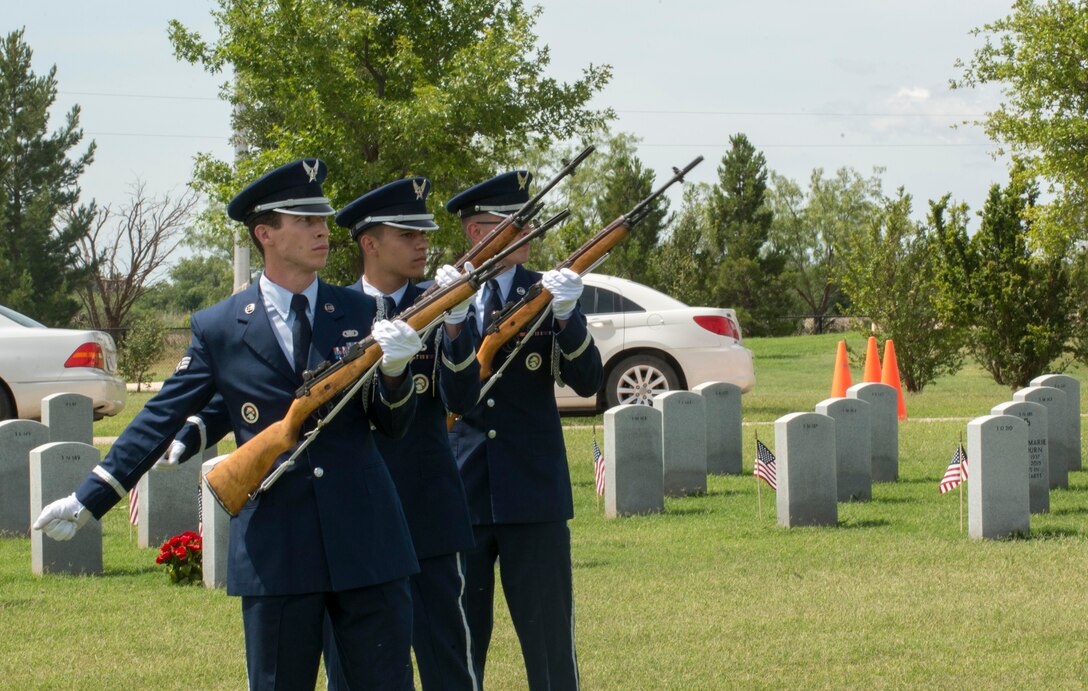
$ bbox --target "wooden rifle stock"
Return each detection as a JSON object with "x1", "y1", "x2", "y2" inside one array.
[
  {"x1": 206, "y1": 277, "x2": 483, "y2": 516},
  {"x1": 477, "y1": 222, "x2": 630, "y2": 378}
]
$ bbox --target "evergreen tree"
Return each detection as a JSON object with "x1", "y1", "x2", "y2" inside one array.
[
  {"x1": 0, "y1": 29, "x2": 95, "y2": 325},
  {"x1": 706, "y1": 134, "x2": 795, "y2": 336},
  {"x1": 593, "y1": 147, "x2": 669, "y2": 282}
]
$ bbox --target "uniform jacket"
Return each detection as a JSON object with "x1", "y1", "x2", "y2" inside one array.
[
  {"x1": 76, "y1": 280, "x2": 419, "y2": 596},
  {"x1": 348, "y1": 279, "x2": 477, "y2": 559},
  {"x1": 448, "y1": 265, "x2": 603, "y2": 524}
]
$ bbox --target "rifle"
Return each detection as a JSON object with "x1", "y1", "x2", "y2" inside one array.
[
  {"x1": 419, "y1": 144, "x2": 596, "y2": 299},
  {"x1": 475, "y1": 156, "x2": 704, "y2": 380},
  {"x1": 205, "y1": 208, "x2": 572, "y2": 516}
]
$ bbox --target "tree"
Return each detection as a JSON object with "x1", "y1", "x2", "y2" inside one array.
[
  {"x1": 141, "y1": 254, "x2": 233, "y2": 317},
  {"x1": 169, "y1": 1, "x2": 612, "y2": 284},
  {"x1": 0, "y1": 29, "x2": 96, "y2": 325},
  {"x1": 769, "y1": 167, "x2": 883, "y2": 333},
  {"x1": 652, "y1": 183, "x2": 714, "y2": 307},
  {"x1": 951, "y1": 171, "x2": 1074, "y2": 388},
  {"x1": 837, "y1": 190, "x2": 964, "y2": 392},
  {"x1": 705, "y1": 134, "x2": 796, "y2": 336},
  {"x1": 118, "y1": 316, "x2": 167, "y2": 391},
  {"x1": 953, "y1": 0, "x2": 1088, "y2": 246},
  {"x1": 75, "y1": 182, "x2": 199, "y2": 330}
]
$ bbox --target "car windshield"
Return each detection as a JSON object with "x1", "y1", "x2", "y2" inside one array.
[{"x1": 0, "y1": 304, "x2": 47, "y2": 328}]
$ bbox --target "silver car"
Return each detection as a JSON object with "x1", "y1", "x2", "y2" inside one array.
[
  {"x1": 554, "y1": 273, "x2": 755, "y2": 412},
  {"x1": 0, "y1": 305, "x2": 126, "y2": 420}
]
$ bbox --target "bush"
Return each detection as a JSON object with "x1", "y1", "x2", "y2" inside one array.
[{"x1": 118, "y1": 317, "x2": 167, "y2": 390}]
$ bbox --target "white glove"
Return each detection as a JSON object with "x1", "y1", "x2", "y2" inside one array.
[
  {"x1": 542, "y1": 268, "x2": 583, "y2": 320},
  {"x1": 373, "y1": 319, "x2": 423, "y2": 377},
  {"x1": 435, "y1": 262, "x2": 474, "y2": 325},
  {"x1": 33, "y1": 493, "x2": 92, "y2": 541},
  {"x1": 153, "y1": 440, "x2": 187, "y2": 470}
]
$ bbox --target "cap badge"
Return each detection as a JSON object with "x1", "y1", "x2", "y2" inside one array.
[
  {"x1": 303, "y1": 159, "x2": 320, "y2": 183},
  {"x1": 412, "y1": 178, "x2": 426, "y2": 200},
  {"x1": 517, "y1": 171, "x2": 529, "y2": 190}
]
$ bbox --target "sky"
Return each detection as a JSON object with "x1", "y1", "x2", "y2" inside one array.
[{"x1": 8, "y1": 0, "x2": 1015, "y2": 235}]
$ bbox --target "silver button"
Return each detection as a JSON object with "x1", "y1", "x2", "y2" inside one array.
[
  {"x1": 486, "y1": 398, "x2": 495, "y2": 408},
  {"x1": 313, "y1": 467, "x2": 325, "y2": 478},
  {"x1": 487, "y1": 430, "x2": 497, "y2": 439}
]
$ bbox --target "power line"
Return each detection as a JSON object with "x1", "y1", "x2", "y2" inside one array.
[
  {"x1": 617, "y1": 109, "x2": 987, "y2": 118},
  {"x1": 60, "y1": 90, "x2": 221, "y2": 102},
  {"x1": 86, "y1": 131, "x2": 229, "y2": 140}
]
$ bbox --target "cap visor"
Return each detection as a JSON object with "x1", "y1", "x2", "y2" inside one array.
[
  {"x1": 385, "y1": 219, "x2": 440, "y2": 231},
  {"x1": 276, "y1": 203, "x2": 336, "y2": 217}
]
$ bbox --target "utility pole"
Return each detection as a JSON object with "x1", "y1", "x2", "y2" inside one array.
[{"x1": 231, "y1": 99, "x2": 250, "y2": 293}]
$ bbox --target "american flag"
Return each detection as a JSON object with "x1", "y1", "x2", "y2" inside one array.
[
  {"x1": 939, "y1": 443, "x2": 969, "y2": 494},
  {"x1": 128, "y1": 486, "x2": 139, "y2": 525},
  {"x1": 593, "y1": 437, "x2": 606, "y2": 496},
  {"x1": 754, "y1": 439, "x2": 777, "y2": 490}
]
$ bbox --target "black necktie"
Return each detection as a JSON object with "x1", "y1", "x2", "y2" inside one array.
[
  {"x1": 383, "y1": 295, "x2": 397, "y2": 319},
  {"x1": 482, "y1": 279, "x2": 503, "y2": 332},
  {"x1": 290, "y1": 293, "x2": 312, "y2": 376}
]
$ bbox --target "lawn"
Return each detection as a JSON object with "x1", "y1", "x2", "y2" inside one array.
[{"x1": 3, "y1": 333, "x2": 1087, "y2": 688}]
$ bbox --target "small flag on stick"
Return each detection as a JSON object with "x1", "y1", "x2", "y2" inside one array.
[
  {"x1": 593, "y1": 437, "x2": 606, "y2": 497},
  {"x1": 754, "y1": 439, "x2": 777, "y2": 490},
  {"x1": 128, "y1": 486, "x2": 139, "y2": 526},
  {"x1": 939, "y1": 443, "x2": 968, "y2": 494}
]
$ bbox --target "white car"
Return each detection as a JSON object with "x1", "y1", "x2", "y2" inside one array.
[
  {"x1": 0, "y1": 305, "x2": 127, "y2": 420},
  {"x1": 554, "y1": 273, "x2": 755, "y2": 412}
]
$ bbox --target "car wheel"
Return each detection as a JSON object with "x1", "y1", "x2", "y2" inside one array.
[{"x1": 605, "y1": 354, "x2": 680, "y2": 408}]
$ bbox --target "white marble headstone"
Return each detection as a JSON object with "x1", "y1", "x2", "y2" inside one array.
[
  {"x1": 815, "y1": 397, "x2": 872, "y2": 502},
  {"x1": 655, "y1": 391, "x2": 707, "y2": 497},
  {"x1": 30, "y1": 441, "x2": 102, "y2": 575},
  {"x1": 1031, "y1": 374, "x2": 1081, "y2": 472},
  {"x1": 201, "y1": 455, "x2": 232, "y2": 588},
  {"x1": 41, "y1": 392, "x2": 93, "y2": 446},
  {"x1": 775, "y1": 412, "x2": 837, "y2": 528},
  {"x1": 968, "y1": 415, "x2": 1029, "y2": 540},
  {"x1": 991, "y1": 400, "x2": 1048, "y2": 514},
  {"x1": 604, "y1": 405, "x2": 664, "y2": 518},
  {"x1": 846, "y1": 383, "x2": 898, "y2": 482},
  {"x1": 0, "y1": 419, "x2": 49, "y2": 535},
  {"x1": 1013, "y1": 386, "x2": 1068, "y2": 490},
  {"x1": 693, "y1": 382, "x2": 743, "y2": 475}
]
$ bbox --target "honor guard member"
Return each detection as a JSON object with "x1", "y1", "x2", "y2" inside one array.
[
  {"x1": 33, "y1": 159, "x2": 425, "y2": 690},
  {"x1": 321, "y1": 177, "x2": 481, "y2": 690},
  {"x1": 446, "y1": 171, "x2": 603, "y2": 689}
]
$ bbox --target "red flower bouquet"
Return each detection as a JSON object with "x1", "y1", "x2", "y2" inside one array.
[{"x1": 156, "y1": 531, "x2": 203, "y2": 585}]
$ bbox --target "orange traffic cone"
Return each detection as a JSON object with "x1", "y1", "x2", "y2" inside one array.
[
  {"x1": 881, "y1": 339, "x2": 907, "y2": 420},
  {"x1": 830, "y1": 340, "x2": 852, "y2": 398},
  {"x1": 862, "y1": 336, "x2": 882, "y2": 383}
]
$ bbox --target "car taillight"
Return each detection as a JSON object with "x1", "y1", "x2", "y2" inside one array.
[
  {"x1": 693, "y1": 315, "x2": 741, "y2": 341},
  {"x1": 64, "y1": 342, "x2": 106, "y2": 369}
]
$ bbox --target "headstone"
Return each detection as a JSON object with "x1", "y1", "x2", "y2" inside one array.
[
  {"x1": 846, "y1": 383, "x2": 898, "y2": 482},
  {"x1": 0, "y1": 420, "x2": 49, "y2": 535},
  {"x1": 604, "y1": 405, "x2": 664, "y2": 517},
  {"x1": 40, "y1": 393, "x2": 93, "y2": 446},
  {"x1": 815, "y1": 397, "x2": 872, "y2": 502},
  {"x1": 775, "y1": 412, "x2": 837, "y2": 528},
  {"x1": 693, "y1": 382, "x2": 743, "y2": 475},
  {"x1": 1013, "y1": 386, "x2": 1068, "y2": 489},
  {"x1": 201, "y1": 454, "x2": 232, "y2": 588},
  {"x1": 655, "y1": 391, "x2": 707, "y2": 497},
  {"x1": 30, "y1": 441, "x2": 102, "y2": 575},
  {"x1": 992, "y1": 401, "x2": 1049, "y2": 514},
  {"x1": 968, "y1": 414, "x2": 1029, "y2": 540},
  {"x1": 136, "y1": 449, "x2": 214, "y2": 549},
  {"x1": 1031, "y1": 374, "x2": 1081, "y2": 471}
]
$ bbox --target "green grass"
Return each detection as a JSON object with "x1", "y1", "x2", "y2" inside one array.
[{"x1": 6, "y1": 333, "x2": 1088, "y2": 688}]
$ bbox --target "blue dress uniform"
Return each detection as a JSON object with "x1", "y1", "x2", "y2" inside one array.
[
  {"x1": 77, "y1": 160, "x2": 420, "y2": 690},
  {"x1": 321, "y1": 179, "x2": 481, "y2": 690},
  {"x1": 446, "y1": 173, "x2": 603, "y2": 690}
]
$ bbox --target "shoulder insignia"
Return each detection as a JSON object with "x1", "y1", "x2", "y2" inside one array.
[{"x1": 175, "y1": 356, "x2": 191, "y2": 373}]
